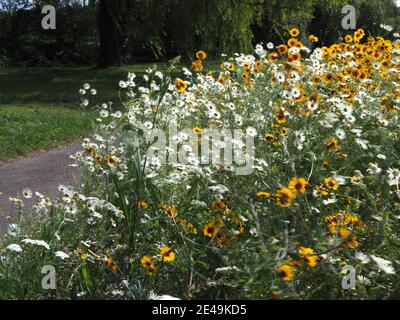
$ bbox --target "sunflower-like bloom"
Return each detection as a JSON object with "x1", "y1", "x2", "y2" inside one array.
[
  {"x1": 324, "y1": 177, "x2": 339, "y2": 191},
  {"x1": 289, "y1": 177, "x2": 309, "y2": 194},
  {"x1": 275, "y1": 187, "x2": 296, "y2": 208},
  {"x1": 196, "y1": 50, "x2": 207, "y2": 60},
  {"x1": 159, "y1": 246, "x2": 175, "y2": 262},
  {"x1": 203, "y1": 222, "x2": 219, "y2": 238},
  {"x1": 276, "y1": 264, "x2": 295, "y2": 281},
  {"x1": 175, "y1": 79, "x2": 188, "y2": 93},
  {"x1": 289, "y1": 28, "x2": 300, "y2": 37},
  {"x1": 298, "y1": 247, "x2": 318, "y2": 267}
]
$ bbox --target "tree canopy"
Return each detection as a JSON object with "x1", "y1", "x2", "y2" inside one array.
[{"x1": 0, "y1": 0, "x2": 399, "y2": 67}]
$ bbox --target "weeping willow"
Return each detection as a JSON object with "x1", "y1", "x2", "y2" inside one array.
[{"x1": 106, "y1": 0, "x2": 400, "y2": 61}]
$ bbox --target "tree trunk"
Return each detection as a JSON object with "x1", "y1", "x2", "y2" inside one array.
[{"x1": 98, "y1": 0, "x2": 121, "y2": 67}]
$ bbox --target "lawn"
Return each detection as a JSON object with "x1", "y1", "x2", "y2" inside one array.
[
  {"x1": 0, "y1": 104, "x2": 92, "y2": 160},
  {"x1": 0, "y1": 64, "x2": 172, "y2": 160}
]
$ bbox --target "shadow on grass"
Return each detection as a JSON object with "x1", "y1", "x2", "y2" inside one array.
[{"x1": 0, "y1": 63, "x2": 171, "y2": 108}]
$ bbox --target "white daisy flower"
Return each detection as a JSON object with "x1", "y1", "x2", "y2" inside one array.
[
  {"x1": 100, "y1": 110, "x2": 109, "y2": 118},
  {"x1": 387, "y1": 168, "x2": 400, "y2": 186},
  {"x1": 55, "y1": 251, "x2": 70, "y2": 260},
  {"x1": 370, "y1": 255, "x2": 396, "y2": 275},
  {"x1": 377, "y1": 154, "x2": 387, "y2": 160},
  {"x1": 355, "y1": 252, "x2": 371, "y2": 264},
  {"x1": 22, "y1": 188, "x2": 33, "y2": 199},
  {"x1": 246, "y1": 127, "x2": 257, "y2": 137},
  {"x1": 366, "y1": 163, "x2": 382, "y2": 175},
  {"x1": 335, "y1": 128, "x2": 346, "y2": 140},
  {"x1": 149, "y1": 291, "x2": 180, "y2": 300},
  {"x1": 357, "y1": 275, "x2": 371, "y2": 285}
]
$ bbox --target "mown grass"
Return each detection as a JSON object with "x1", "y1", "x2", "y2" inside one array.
[
  {"x1": 0, "y1": 104, "x2": 93, "y2": 159},
  {"x1": 0, "y1": 64, "x2": 169, "y2": 160}
]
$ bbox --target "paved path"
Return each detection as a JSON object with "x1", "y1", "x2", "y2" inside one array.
[{"x1": 0, "y1": 142, "x2": 82, "y2": 231}]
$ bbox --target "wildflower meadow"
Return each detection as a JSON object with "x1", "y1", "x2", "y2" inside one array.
[{"x1": 1, "y1": 26, "x2": 400, "y2": 300}]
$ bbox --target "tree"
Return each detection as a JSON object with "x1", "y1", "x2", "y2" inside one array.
[{"x1": 98, "y1": 0, "x2": 121, "y2": 67}]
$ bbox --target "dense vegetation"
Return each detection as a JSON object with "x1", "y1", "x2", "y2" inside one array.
[
  {"x1": 0, "y1": 0, "x2": 399, "y2": 67},
  {"x1": 1, "y1": 28, "x2": 400, "y2": 299}
]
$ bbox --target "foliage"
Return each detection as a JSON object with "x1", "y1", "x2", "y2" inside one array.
[{"x1": 0, "y1": 0, "x2": 399, "y2": 66}]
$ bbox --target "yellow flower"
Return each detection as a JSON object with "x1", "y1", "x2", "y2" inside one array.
[
  {"x1": 162, "y1": 205, "x2": 178, "y2": 218},
  {"x1": 323, "y1": 73, "x2": 334, "y2": 84},
  {"x1": 196, "y1": 50, "x2": 207, "y2": 60},
  {"x1": 216, "y1": 232, "x2": 228, "y2": 247},
  {"x1": 316, "y1": 185, "x2": 329, "y2": 196},
  {"x1": 275, "y1": 187, "x2": 296, "y2": 208},
  {"x1": 324, "y1": 177, "x2": 339, "y2": 191},
  {"x1": 288, "y1": 38, "x2": 299, "y2": 47},
  {"x1": 277, "y1": 44, "x2": 288, "y2": 55},
  {"x1": 140, "y1": 255, "x2": 154, "y2": 268},
  {"x1": 309, "y1": 34, "x2": 319, "y2": 43},
  {"x1": 298, "y1": 247, "x2": 318, "y2": 267},
  {"x1": 192, "y1": 59, "x2": 203, "y2": 72},
  {"x1": 350, "y1": 175, "x2": 363, "y2": 185},
  {"x1": 175, "y1": 79, "x2": 188, "y2": 93},
  {"x1": 268, "y1": 52, "x2": 280, "y2": 62},
  {"x1": 159, "y1": 246, "x2": 175, "y2": 262},
  {"x1": 106, "y1": 154, "x2": 118, "y2": 166},
  {"x1": 203, "y1": 222, "x2": 219, "y2": 238},
  {"x1": 273, "y1": 140, "x2": 281, "y2": 147},
  {"x1": 326, "y1": 138, "x2": 340, "y2": 152},
  {"x1": 211, "y1": 200, "x2": 226, "y2": 211},
  {"x1": 85, "y1": 147, "x2": 94, "y2": 156},
  {"x1": 104, "y1": 257, "x2": 118, "y2": 273},
  {"x1": 192, "y1": 127, "x2": 202, "y2": 135},
  {"x1": 344, "y1": 235, "x2": 359, "y2": 249},
  {"x1": 140, "y1": 256, "x2": 157, "y2": 276},
  {"x1": 264, "y1": 133, "x2": 275, "y2": 142},
  {"x1": 138, "y1": 200, "x2": 149, "y2": 209},
  {"x1": 280, "y1": 127, "x2": 288, "y2": 136},
  {"x1": 289, "y1": 28, "x2": 300, "y2": 37},
  {"x1": 276, "y1": 264, "x2": 295, "y2": 281},
  {"x1": 289, "y1": 177, "x2": 309, "y2": 194},
  {"x1": 175, "y1": 217, "x2": 198, "y2": 234},
  {"x1": 344, "y1": 35, "x2": 353, "y2": 43},
  {"x1": 339, "y1": 228, "x2": 352, "y2": 238},
  {"x1": 274, "y1": 111, "x2": 287, "y2": 124},
  {"x1": 256, "y1": 191, "x2": 271, "y2": 199}
]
